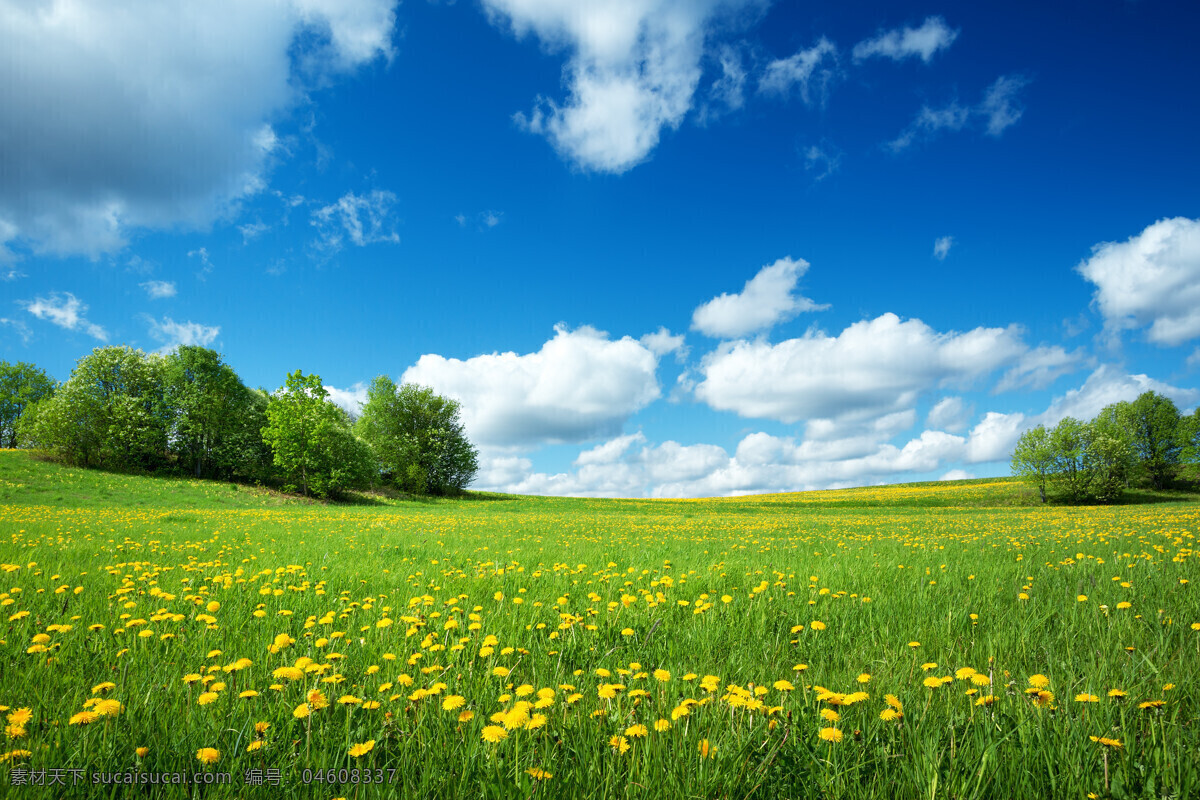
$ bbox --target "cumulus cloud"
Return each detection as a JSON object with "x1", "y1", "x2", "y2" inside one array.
[
  {"x1": 1035, "y1": 365, "x2": 1199, "y2": 428},
  {"x1": 694, "y1": 312, "x2": 1027, "y2": 426},
  {"x1": 691, "y1": 257, "x2": 827, "y2": 338},
  {"x1": 852, "y1": 16, "x2": 958, "y2": 63},
  {"x1": 889, "y1": 74, "x2": 1029, "y2": 151},
  {"x1": 759, "y1": 38, "x2": 838, "y2": 105},
  {"x1": 21, "y1": 292, "x2": 108, "y2": 341},
  {"x1": 325, "y1": 382, "x2": 369, "y2": 418},
  {"x1": 1076, "y1": 217, "x2": 1200, "y2": 346},
  {"x1": 704, "y1": 43, "x2": 748, "y2": 116},
  {"x1": 140, "y1": 280, "x2": 177, "y2": 299},
  {"x1": 488, "y1": 0, "x2": 763, "y2": 173},
  {"x1": 939, "y1": 469, "x2": 973, "y2": 481},
  {"x1": 994, "y1": 345, "x2": 1086, "y2": 392},
  {"x1": 402, "y1": 324, "x2": 664, "y2": 448},
  {"x1": 0, "y1": 0, "x2": 397, "y2": 258},
  {"x1": 145, "y1": 316, "x2": 220, "y2": 351},
  {"x1": 311, "y1": 190, "x2": 401, "y2": 252},
  {"x1": 963, "y1": 411, "x2": 1025, "y2": 463},
  {"x1": 639, "y1": 327, "x2": 688, "y2": 360},
  {"x1": 473, "y1": 423, "x2": 1016, "y2": 497},
  {"x1": 933, "y1": 236, "x2": 953, "y2": 260},
  {"x1": 927, "y1": 396, "x2": 969, "y2": 432}
]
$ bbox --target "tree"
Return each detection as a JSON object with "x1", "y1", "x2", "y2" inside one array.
[
  {"x1": 1011, "y1": 425, "x2": 1054, "y2": 502},
  {"x1": 22, "y1": 347, "x2": 169, "y2": 470},
  {"x1": 163, "y1": 346, "x2": 254, "y2": 479},
  {"x1": 1180, "y1": 406, "x2": 1200, "y2": 482},
  {"x1": 356, "y1": 377, "x2": 478, "y2": 495},
  {"x1": 0, "y1": 361, "x2": 56, "y2": 448},
  {"x1": 1125, "y1": 391, "x2": 1183, "y2": 489},
  {"x1": 1048, "y1": 417, "x2": 1090, "y2": 502},
  {"x1": 1082, "y1": 416, "x2": 1134, "y2": 503},
  {"x1": 261, "y1": 370, "x2": 374, "y2": 498}
]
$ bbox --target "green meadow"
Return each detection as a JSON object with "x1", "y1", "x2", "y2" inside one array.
[{"x1": 1, "y1": 450, "x2": 1197, "y2": 799}]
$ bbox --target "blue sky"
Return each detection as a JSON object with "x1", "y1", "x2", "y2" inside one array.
[{"x1": 3, "y1": 0, "x2": 1199, "y2": 496}]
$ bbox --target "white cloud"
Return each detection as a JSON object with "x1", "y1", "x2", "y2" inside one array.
[
  {"x1": 927, "y1": 396, "x2": 968, "y2": 432},
  {"x1": 804, "y1": 143, "x2": 841, "y2": 181},
  {"x1": 21, "y1": 292, "x2": 108, "y2": 341},
  {"x1": 1, "y1": 268, "x2": 26, "y2": 281},
  {"x1": 1188, "y1": 348, "x2": 1200, "y2": 370},
  {"x1": 639, "y1": 326, "x2": 688, "y2": 360},
  {"x1": 140, "y1": 280, "x2": 177, "y2": 300},
  {"x1": 691, "y1": 257, "x2": 827, "y2": 339},
  {"x1": 189, "y1": 247, "x2": 213, "y2": 280},
  {"x1": 980, "y1": 75, "x2": 1031, "y2": 137},
  {"x1": 852, "y1": 16, "x2": 958, "y2": 63},
  {"x1": 488, "y1": 0, "x2": 763, "y2": 173},
  {"x1": 1036, "y1": 364, "x2": 1199, "y2": 428},
  {"x1": 964, "y1": 411, "x2": 1025, "y2": 463},
  {"x1": 1076, "y1": 217, "x2": 1200, "y2": 346},
  {"x1": 933, "y1": 236, "x2": 953, "y2": 260},
  {"x1": 0, "y1": 317, "x2": 33, "y2": 345},
  {"x1": 694, "y1": 312, "x2": 1027, "y2": 425},
  {"x1": 402, "y1": 324, "x2": 664, "y2": 448},
  {"x1": 239, "y1": 221, "x2": 270, "y2": 243},
  {"x1": 888, "y1": 102, "x2": 970, "y2": 151},
  {"x1": 325, "y1": 382, "x2": 369, "y2": 417},
  {"x1": 311, "y1": 190, "x2": 401, "y2": 251},
  {"x1": 0, "y1": 0, "x2": 397, "y2": 258},
  {"x1": 889, "y1": 74, "x2": 1029, "y2": 151},
  {"x1": 994, "y1": 345, "x2": 1085, "y2": 392},
  {"x1": 939, "y1": 469, "x2": 973, "y2": 481},
  {"x1": 759, "y1": 38, "x2": 838, "y2": 104},
  {"x1": 145, "y1": 316, "x2": 220, "y2": 350},
  {"x1": 708, "y1": 43, "x2": 747, "y2": 113}
]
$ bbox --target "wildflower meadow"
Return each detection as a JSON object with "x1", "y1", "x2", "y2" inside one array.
[{"x1": 0, "y1": 451, "x2": 1197, "y2": 798}]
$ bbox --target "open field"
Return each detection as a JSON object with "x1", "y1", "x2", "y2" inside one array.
[{"x1": 1, "y1": 450, "x2": 1198, "y2": 799}]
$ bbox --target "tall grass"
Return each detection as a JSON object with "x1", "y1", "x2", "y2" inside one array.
[{"x1": 1, "y1": 451, "x2": 1197, "y2": 798}]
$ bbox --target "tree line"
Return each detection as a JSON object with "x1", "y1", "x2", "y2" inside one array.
[
  {"x1": 0, "y1": 347, "x2": 478, "y2": 499},
  {"x1": 1011, "y1": 391, "x2": 1200, "y2": 503}
]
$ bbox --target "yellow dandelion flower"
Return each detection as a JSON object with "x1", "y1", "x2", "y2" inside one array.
[
  {"x1": 481, "y1": 725, "x2": 507, "y2": 743},
  {"x1": 625, "y1": 724, "x2": 648, "y2": 738},
  {"x1": 196, "y1": 748, "x2": 220, "y2": 765},
  {"x1": 1028, "y1": 674, "x2": 1050, "y2": 689},
  {"x1": 349, "y1": 740, "x2": 375, "y2": 758},
  {"x1": 1074, "y1": 693, "x2": 1099, "y2": 703},
  {"x1": 526, "y1": 767, "x2": 552, "y2": 780},
  {"x1": 135, "y1": 747, "x2": 149, "y2": 757},
  {"x1": 197, "y1": 692, "x2": 218, "y2": 706},
  {"x1": 654, "y1": 718, "x2": 671, "y2": 732},
  {"x1": 818, "y1": 727, "x2": 842, "y2": 743},
  {"x1": 292, "y1": 704, "x2": 310, "y2": 719}
]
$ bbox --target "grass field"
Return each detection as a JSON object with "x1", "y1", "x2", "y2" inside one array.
[{"x1": 1, "y1": 450, "x2": 1198, "y2": 799}]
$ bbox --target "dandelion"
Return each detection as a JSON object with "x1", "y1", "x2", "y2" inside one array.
[
  {"x1": 818, "y1": 727, "x2": 842, "y2": 743},
  {"x1": 1138, "y1": 700, "x2": 1166, "y2": 710},
  {"x1": 135, "y1": 747, "x2": 149, "y2": 758},
  {"x1": 697, "y1": 739, "x2": 715, "y2": 758},
  {"x1": 923, "y1": 677, "x2": 942, "y2": 689},
  {"x1": 526, "y1": 767, "x2": 552, "y2": 780},
  {"x1": 856, "y1": 673, "x2": 871, "y2": 684},
  {"x1": 6, "y1": 709, "x2": 31, "y2": 727},
  {"x1": 774, "y1": 680, "x2": 794, "y2": 692},
  {"x1": 654, "y1": 718, "x2": 671, "y2": 732},
  {"x1": 481, "y1": 726, "x2": 507, "y2": 743},
  {"x1": 653, "y1": 669, "x2": 670, "y2": 682},
  {"x1": 196, "y1": 748, "x2": 220, "y2": 765},
  {"x1": 810, "y1": 621, "x2": 826, "y2": 631},
  {"x1": 240, "y1": 690, "x2": 259, "y2": 699},
  {"x1": 69, "y1": 711, "x2": 99, "y2": 726},
  {"x1": 1075, "y1": 694, "x2": 1099, "y2": 703},
  {"x1": 820, "y1": 709, "x2": 840, "y2": 722},
  {"x1": 1089, "y1": 736, "x2": 1123, "y2": 748},
  {"x1": 246, "y1": 741, "x2": 263, "y2": 753},
  {"x1": 442, "y1": 695, "x2": 466, "y2": 711},
  {"x1": 197, "y1": 692, "x2": 218, "y2": 706},
  {"x1": 625, "y1": 724, "x2": 648, "y2": 738},
  {"x1": 293, "y1": 704, "x2": 310, "y2": 719},
  {"x1": 349, "y1": 740, "x2": 376, "y2": 757},
  {"x1": 1108, "y1": 689, "x2": 1127, "y2": 699},
  {"x1": 254, "y1": 722, "x2": 270, "y2": 736},
  {"x1": 880, "y1": 708, "x2": 901, "y2": 721},
  {"x1": 93, "y1": 699, "x2": 122, "y2": 716},
  {"x1": 1028, "y1": 674, "x2": 1050, "y2": 689}
]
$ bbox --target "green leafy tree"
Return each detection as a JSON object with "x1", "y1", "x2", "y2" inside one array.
[
  {"x1": 1082, "y1": 416, "x2": 1134, "y2": 503},
  {"x1": 22, "y1": 346, "x2": 169, "y2": 470},
  {"x1": 1048, "y1": 416, "x2": 1090, "y2": 502},
  {"x1": 1125, "y1": 391, "x2": 1183, "y2": 488},
  {"x1": 1180, "y1": 406, "x2": 1200, "y2": 482},
  {"x1": 163, "y1": 346, "x2": 251, "y2": 478},
  {"x1": 356, "y1": 377, "x2": 478, "y2": 495},
  {"x1": 1011, "y1": 425, "x2": 1054, "y2": 502},
  {"x1": 0, "y1": 361, "x2": 56, "y2": 448},
  {"x1": 262, "y1": 370, "x2": 374, "y2": 498}
]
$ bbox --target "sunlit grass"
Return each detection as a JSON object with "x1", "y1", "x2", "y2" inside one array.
[{"x1": 1, "y1": 450, "x2": 1197, "y2": 798}]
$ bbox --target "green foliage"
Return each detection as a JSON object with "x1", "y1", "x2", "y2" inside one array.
[
  {"x1": 22, "y1": 346, "x2": 170, "y2": 470},
  {"x1": 1010, "y1": 425, "x2": 1054, "y2": 502},
  {"x1": 1126, "y1": 391, "x2": 1183, "y2": 488},
  {"x1": 1047, "y1": 416, "x2": 1090, "y2": 502},
  {"x1": 1180, "y1": 407, "x2": 1200, "y2": 481},
  {"x1": 356, "y1": 376, "x2": 479, "y2": 495},
  {"x1": 162, "y1": 346, "x2": 273, "y2": 480},
  {"x1": 0, "y1": 360, "x2": 56, "y2": 448},
  {"x1": 262, "y1": 370, "x2": 374, "y2": 498},
  {"x1": 1082, "y1": 411, "x2": 1135, "y2": 502}
]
